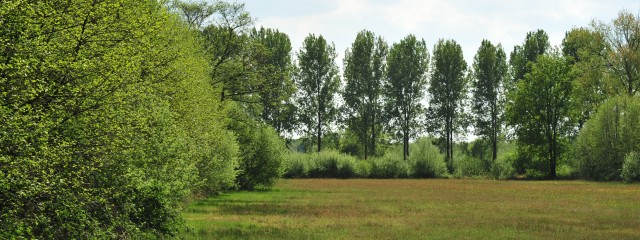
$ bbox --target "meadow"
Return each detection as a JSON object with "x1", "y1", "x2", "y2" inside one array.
[{"x1": 181, "y1": 179, "x2": 640, "y2": 239}]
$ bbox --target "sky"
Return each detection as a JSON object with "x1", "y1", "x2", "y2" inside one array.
[{"x1": 243, "y1": 0, "x2": 640, "y2": 66}]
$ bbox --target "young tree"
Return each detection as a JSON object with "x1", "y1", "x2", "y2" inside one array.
[
  {"x1": 343, "y1": 30, "x2": 388, "y2": 159},
  {"x1": 428, "y1": 39, "x2": 468, "y2": 172},
  {"x1": 471, "y1": 40, "x2": 507, "y2": 161},
  {"x1": 384, "y1": 35, "x2": 430, "y2": 160},
  {"x1": 295, "y1": 34, "x2": 340, "y2": 153},
  {"x1": 506, "y1": 53, "x2": 574, "y2": 179}
]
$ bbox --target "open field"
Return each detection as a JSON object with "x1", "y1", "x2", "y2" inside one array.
[{"x1": 181, "y1": 179, "x2": 640, "y2": 239}]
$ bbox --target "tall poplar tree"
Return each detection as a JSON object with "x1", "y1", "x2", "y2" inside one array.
[
  {"x1": 384, "y1": 35, "x2": 429, "y2": 160},
  {"x1": 471, "y1": 40, "x2": 507, "y2": 161},
  {"x1": 343, "y1": 30, "x2": 387, "y2": 159},
  {"x1": 428, "y1": 39, "x2": 468, "y2": 172},
  {"x1": 295, "y1": 34, "x2": 340, "y2": 153}
]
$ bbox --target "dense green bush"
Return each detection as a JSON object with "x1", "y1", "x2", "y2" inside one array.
[
  {"x1": 370, "y1": 151, "x2": 410, "y2": 178},
  {"x1": 283, "y1": 152, "x2": 310, "y2": 178},
  {"x1": 621, "y1": 152, "x2": 640, "y2": 183},
  {"x1": 0, "y1": 2, "x2": 239, "y2": 238},
  {"x1": 310, "y1": 150, "x2": 359, "y2": 178},
  {"x1": 574, "y1": 96, "x2": 640, "y2": 180},
  {"x1": 490, "y1": 155, "x2": 517, "y2": 180},
  {"x1": 355, "y1": 160, "x2": 373, "y2": 178},
  {"x1": 409, "y1": 138, "x2": 447, "y2": 178},
  {"x1": 453, "y1": 154, "x2": 487, "y2": 178},
  {"x1": 230, "y1": 108, "x2": 286, "y2": 190}
]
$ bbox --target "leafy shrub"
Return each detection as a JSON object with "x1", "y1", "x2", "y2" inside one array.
[
  {"x1": 283, "y1": 152, "x2": 310, "y2": 178},
  {"x1": 370, "y1": 151, "x2": 409, "y2": 178},
  {"x1": 409, "y1": 138, "x2": 447, "y2": 178},
  {"x1": 308, "y1": 151, "x2": 339, "y2": 178},
  {"x1": 621, "y1": 152, "x2": 640, "y2": 183},
  {"x1": 574, "y1": 96, "x2": 640, "y2": 180},
  {"x1": 284, "y1": 151, "x2": 361, "y2": 178},
  {"x1": 0, "y1": 3, "x2": 218, "y2": 238},
  {"x1": 337, "y1": 155, "x2": 358, "y2": 179},
  {"x1": 453, "y1": 154, "x2": 487, "y2": 178},
  {"x1": 355, "y1": 160, "x2": 372, "y2": 178},
  {"x1": 490, "y1": 155, "x2": 516, "y2": 180},
  {"x1": 232, "y1": 120, "x2": 286, "y2": 190}
]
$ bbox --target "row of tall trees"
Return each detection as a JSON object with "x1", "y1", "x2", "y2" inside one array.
[{"x1": 289, "y1": 10, "x2": 640, "y2": 180}]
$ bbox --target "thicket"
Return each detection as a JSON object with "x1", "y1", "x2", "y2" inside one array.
[
  {"x1": 283, "y1": 139, "x2": 448, "y2": 179},
  {"x1": 621, "y1": 152, "x2": 640, "y2": 183},
  {"x1": 573, "y1": 96, "x2": 640, "y2": 181},
  {"x1": 0, "y1": 1, "x2": 238, "y2": 238}
]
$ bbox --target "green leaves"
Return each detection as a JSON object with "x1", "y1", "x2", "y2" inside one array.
[
  {"x1": 385, "y1": 35, "x2": 429, "y2": 160},
  {"x1": 428, "y1": 39, "x2": 467, "y2": 170},
  {"x1": 0, "y1": 0, "x2": 238, "y2": 238},
  {"x1": 295, "y1": 34, "x2": 341, "y2": 152},
  {"x1": 507, "y1": 53, "x2": 573, "y2": 178},
  {"x1": 343, "y1": 30, "x2": 387, "y2": 159},
  {"x1": 471, "y1": 40, "x2": 507, "y2": 160}
]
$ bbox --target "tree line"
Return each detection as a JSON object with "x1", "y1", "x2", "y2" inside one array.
[{"x1": 2, "y1": 0, "x2": 640, "y2": 238}]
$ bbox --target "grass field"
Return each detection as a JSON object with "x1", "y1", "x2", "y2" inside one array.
[{"x1": 180, "y1": 179, "x2": 640, "y2": 239}]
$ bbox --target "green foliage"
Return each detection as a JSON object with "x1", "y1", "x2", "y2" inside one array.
[
  {"x1": 370, "y1": 151, "x2": 410, "y2": 178},
  {"x1": 574, "y1": 95, "x2": 640, "y2": 180},
  {"x1": 343, "y1": 30, "x2": 387, "y2": 159},
  {"x1": 384, "y1": 35, "x2": 430, "y2": 160},
  {"x1": 282, "y1": 150, "x2": 360, "y2": 178},
  {"x1": 453, "y1": 154, "x2": 487, "y2": 178},
  {"x1": 284, "y1": 146, "x2": 447, "y2": 179},
  {"x1": 409, "y1": 138, "x2": 447, "y2": 178},
  {"x1": 508, "y1": 30, "x2": 550, "y2": 86},
  {"x1": 507, "y1": 53, "x2": 574, "y2": 178},
  {"x1": 562, "y1": 27, "x2": 610, "y2": 128},
  {"x1": 250, "y1": 27, "x2": 297, "y2": 135},
  {"x1": 229, "y1": 106, "x2": 286, "y2": 190},
  {"x1": 428, "y1": 39, "x2": 468, "y2": 171},
  {"x1": 592, "y1": 9, "x2": 640, "y2": 95},
  {"x1": 309, "y1": 150, "x2": 359, "y2": 178},
  {"x1": 283, "y1": 152, "x2": 310, "y2": 178},
  {"x1": 0, "y1": 1, "x2": 240, "y2": 237},
  {"x1": 295, "y1": 34, "x2": 341, "y2": 152},
  {"x1": 471, "y1": 40, "x2": 507, "y2": 161},
  {"x1": 621, "y1": 152, "x2": 640, "y2": 183},
  {"x1": 490, "y1": 155, "x2": 517, "y2": 180}
]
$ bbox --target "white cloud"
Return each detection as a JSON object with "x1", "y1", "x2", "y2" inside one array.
[{"x1": 246, "y1": 0, "x2": 640, "y2": 65}]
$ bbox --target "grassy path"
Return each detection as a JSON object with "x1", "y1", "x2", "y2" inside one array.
[{"x1": 181, "y1": 179, "x2": 640, "y2": 239}]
